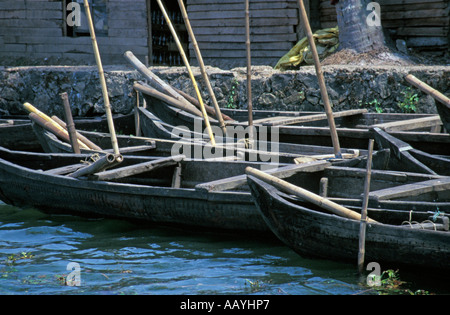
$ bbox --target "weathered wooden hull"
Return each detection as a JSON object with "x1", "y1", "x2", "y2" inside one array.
[
  {"x1": 142, "y1": 93, "x2": 450, "y2": 155},
  {"x1": 0, "y1": 118, "x2": 38, "y2": 151},
  {"x1": 435, "y1": 102, "x2": 450, "y2": 134},
  {"x1": 1, "y1": 145, "x2": 449, "y2": 238},
  {"x1": 0, "y1": 113, "x2": 136, "y2": 152},
  {"x1": 0, "y1": 148, "x2": 267, "y2": 231},
  {"x1": 37, "y1": 108, "x2": 369, "y2": 165},
  {"x1": 32, "y1": 121, "x2": 349, "y2": 165},
  {"x1": 247, "y1": 176, "x2": 450, "y2": 272},
  {"x1": 137, "y1": 107, "x2": 450, "y2": 175}
]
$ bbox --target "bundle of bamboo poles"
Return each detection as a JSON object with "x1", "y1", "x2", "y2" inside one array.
[{"x1": 23, "y1": 102, "x2": 102, "y2": 152}]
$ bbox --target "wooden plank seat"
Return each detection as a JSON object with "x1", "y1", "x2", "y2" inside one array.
[
  {"x1": 368, "y1": 177, "x2": 450, "y2": 203},
  {"x1": 372, "y1": 115, "x2": 442, "y2": 132},
  {"x1": 247, "y1": 109, "x2": 368, "y2": 127},
  {"x1": 195, "y1": 160, "x2": 331, "y2": 192},
  {"x1": 102, "y1": 143, "x2": 156, "y2": 155},
  {"x1": 44, "y1": 154, "x2": 184, "y2": 183}
]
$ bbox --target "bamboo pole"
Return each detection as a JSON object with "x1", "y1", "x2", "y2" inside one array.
[
  {"x1": 297, "y1": 0, "x2": 342, "y2": 158},
  {"x1": 124, "y1": 51, "x2": 203, "y2": 117},
  {"x1": 156, "y1": 0, "x2": 216, "y2": 146},
  {"x1": 177, "y1": 0, "x2": 227, "y2": 136},
  {"x1": 174, "y1": 86, "x2": 233, "y2": 121},
  {"x1": 245, "y1": 0, "x2": 254, "y2": 146},
  {"x1": 69, "y1": 153, "x2": 118, "y2": 178},
  {"x1": 83, "y1": 0, "x2": 122, "y2": 162},
  {"x1": 406, "y1": 74, "x2": 450, "y2": 109},
  {"x1": 133, "y1": 82, "x2": 206, "y2": 118},
  {"x1": 245, "y1": 166, "x2": 378, "y2": 223},
  {"x1": 357, "y1": 139, "x2": 375, "y2": 275},
  {"x1": 51, "y1": 116, "x2": 103, "y2": 151},
  {"x1": 60, "y1": 92, "x2": 80, "y2": 154},
  {"x1": 23, "y1": 102, "x2": 90, "y2": 150},
  {"x1": 29, "y1": 113, "x2": 74, "y2": 145}
]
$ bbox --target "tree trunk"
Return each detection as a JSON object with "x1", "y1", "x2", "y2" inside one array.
[{"x1": 335, "y1": 0, "x2": 385, "y2": 53}]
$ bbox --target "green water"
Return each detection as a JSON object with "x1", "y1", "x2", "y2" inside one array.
[{"x1": 0, "y1": 202, "x2": 447, "y2": 296}]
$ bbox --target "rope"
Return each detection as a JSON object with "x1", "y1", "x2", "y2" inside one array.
[
  {"x1": 81, "y1": 153, "x2": 102, "y2": 165},
  {"x1": 432, "y1": 209, "x2": 441, "y2": 222}
]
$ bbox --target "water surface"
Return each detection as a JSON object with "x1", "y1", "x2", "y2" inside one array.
[{"x1": 0, "y1": 202, "x2": 446, "y2": 295}]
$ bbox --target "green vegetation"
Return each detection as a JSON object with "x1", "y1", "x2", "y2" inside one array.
[
  {"x1": 368, "y1": 99, "x2": 383, "y2": 113},
  {"x1": 5, "y1": 252, "x2": 34, "y2": 266},
  {"x1": 245, "y1": 279, "x2": 272, "y2": 293},
  {"x1": 226, "y1": 78, "x2": 239, "y2": 109},
  {"x1": 359, "y1": 98, "x2": 383, "y2": 113},
  {"x1": 398, "y1": 87, "x2": 418, "y2": 113},
  {"x1": 370, "y1": 269, "x2": 432, "y2": 295}
]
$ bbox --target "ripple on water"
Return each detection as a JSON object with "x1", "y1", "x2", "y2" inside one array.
[{"x1": 0, "y1": 204, "x2": 413, "y2": 295}]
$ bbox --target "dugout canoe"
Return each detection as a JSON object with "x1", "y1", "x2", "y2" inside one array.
[
  {"x1": 247, "y1": 175, "x2": 450, "y2": 271},
  {"x1": 138, "y1": 84, "x2": 450, "y2": 155},
  {"x1": 435, "y1": 102, "x2": 450, "y2": 134},
  {"x1": 136, "y1": 107, "x2": 450, "y2": 175},
  {"x1": 0, "y1": 147, "x2": 449, "y2": 234},
  {"x1": 0, "y1": 112, "x2": 135, "y2": 152},
  {"x1": 0, "y1": 146, "x2": 280, "y2": 232},
  {"x1": 33, "y1": 110, "x2": 370, "y2": 166}
]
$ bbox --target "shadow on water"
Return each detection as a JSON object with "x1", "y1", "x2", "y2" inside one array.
[{"x1": 0, "y1": 202, "x2": 448, "y2": 295}]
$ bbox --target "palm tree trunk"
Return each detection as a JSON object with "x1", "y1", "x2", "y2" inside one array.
[{"x1": 335, "y1": 0, "x2": 385, "y2": 53}]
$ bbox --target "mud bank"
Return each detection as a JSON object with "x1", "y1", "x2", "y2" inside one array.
[{"x1": 0, "y1": 64, "x2": 448, "y2": 117}]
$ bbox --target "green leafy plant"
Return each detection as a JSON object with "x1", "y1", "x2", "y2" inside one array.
[
  {"x1": 368, "y1": 99, "x2": 383, "y2": 113},
  {"x1": 245, "y1": 279, "x2": 271, "y2": 293},
  {"x1": 398, "y1": 87, "x2": 418, "y2": 113},
  {"x1": 373, "y1": 269, "x2": 432, "y2": 295},
  {"x1": 226, "y1": 78, "x2": 239, "y2": 109},
  {"x1": 360, "y1": 98, "x2": 383, "y2": 113}
]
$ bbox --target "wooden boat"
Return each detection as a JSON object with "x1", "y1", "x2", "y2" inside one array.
[
  {"x1": 32, "y1": 111, "x2": 370, "y2": 166},
  {"x1": 0, "y1": 112, "x2": 135, "y2": 152},
  {"x1": 0, "y1": 146, "x2": 317, "y2": 232},
  {"x1": 139, "y1": 85, "x2": 450, "y2": 156},
  {"x1": 1, "y1": 146, "x2": 449, "y2": 235},
  {"x1": 137, "y1": 106, "x2": 450, "y2": 175},
  {"x1": 372, "y1": 127, "x2": 450, "y2": 176},
  {"x1": 436, "y1": 102, "x2": 450, "y2": 134},
  {"x1": 404, "y1": 74, "x2": 450, "y2": 135},
  {"x1": 246, "y1": 175, "x2": 450, "y2": 271}
]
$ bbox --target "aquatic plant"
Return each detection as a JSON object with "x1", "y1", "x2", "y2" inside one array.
[
  {"x1": 373, "y1": 269, "x2": 432, "y2": 295},
  {"x1": 5, "y1": 252, "x2": 34, "y2": 266},
  {"x1": 245, "y1": 279, "x2": 268, "y2": 293}
]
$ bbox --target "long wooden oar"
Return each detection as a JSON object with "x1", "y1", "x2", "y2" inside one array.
[
  {"x1": 245, "y1": 0, "x2": 254, "y2": 145},
  {"x1": 51, "y1": 116, "x2": 103, "y2": 151},
  {"x1": 297, "y1": 0, "x2": 342, "y2": 158},
  {"x1": 83, "y1": 0, "x2": 122, "y2": 162},
  {"x1": 156, "y1": 0, "x2": 216, "y2": 146},
  {"x1": 246, "y1": 166, "x2": 378, "y2": 223},
  {"x1": 133, "y1": 82, "x2": 208, "y2": 118},
  {"x1": 358, "y1": 139, "x2": 375, "y2": 274},
  {"x1": 60, "y1": 92, "x2": 80, "y2": 154},
  {"x1": 177, "y1": 0, "x2": 227, "y2": 136},
  {"x1": 124, "y1": 51, "x2": 203, "y2": 118}
]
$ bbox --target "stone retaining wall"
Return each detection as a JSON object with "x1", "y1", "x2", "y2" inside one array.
[{"x1": 0, "y1": 65, "x2": 448, "y2": 118}]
